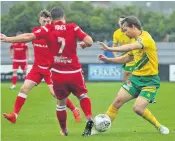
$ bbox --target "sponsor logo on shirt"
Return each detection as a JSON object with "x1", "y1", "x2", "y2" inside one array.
[
  {"x1": 14, "y1": 48, "x2": 24, "y2": 51},
  {"x1": 54, "y1": 56, "x2": 72, "y2": 64},
  {"x1": 33, "y1": 43, "x2": 48, "y2": 48}
]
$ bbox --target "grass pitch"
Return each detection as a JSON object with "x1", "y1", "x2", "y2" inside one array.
[{"x1": 1, "y1": 82, "x2": 175, "y2": 141}]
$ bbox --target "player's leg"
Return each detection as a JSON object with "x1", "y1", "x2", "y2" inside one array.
[
  {"x1": 51, "y1": 72, "x2": 70, "y2": 136},
  {"x1": 45, "y1": 72, "x2": 81, "y2": 123},
  {"x1": 10, "y1": 62, "x2": 18, "y2": 89},
  {"x1": 133, "y1": 91, "x2": 169, "y2": 134},
  {"x1": 106, "y1": 78, "x2": 139, "y2": 121},
  {"x1": 123, "y1": 70, "x2": 132, "y2": 82},
  {"x1": 3, "y1": 80, "x2": 36, "y2": 123},
  {"x1": 91, "y1": 79, "x2": 138, "y2": 136},
  {"x1": 106, "y1": 87, "x2": 134, "y2": 121},
  {"x1": 3, "y1": 67, "x2": 41, "y2": 123},
  {"x1": 70, "y1": 71, "x2": 93, "y2": 136},
  {"x1": 66, "y1": 98, "x2": 81, "y2": 122},
  {"x1": 56, "y1": 99, "x2": 68, "y2": 136}
]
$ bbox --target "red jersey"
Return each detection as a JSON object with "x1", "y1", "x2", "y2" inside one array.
[
  {"x1": 32, "y1": 27, "x2": 52, "y2": 68},
  {"x1": 33, "y1": 21, "x2": 87, "y2": 72},
  {"x1": 10, "y1": 42, "x2": 28, "y2": 62}
]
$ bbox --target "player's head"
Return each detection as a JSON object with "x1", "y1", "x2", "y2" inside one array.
[
  {"x1": 16, "y1": 31, "x2": 22, "y2": 36},
  {"x1": 50, "y1": 6, "x2": 65, "y2": 22},
  {"x1": 121, "y1": 16, "x2": 142, "y2": 38},
  {"x1": 118, "y1": 16, "x2": 125, "y2": 27},
  {"x1": 39, "y1": 9, "x2": 51, "y2": 26}
]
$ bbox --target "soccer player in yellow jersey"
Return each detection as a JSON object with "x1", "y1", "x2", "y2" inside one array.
[
  {"x1": 97, "y1": 16, "x2": 169, "y2": 135},
  {"x1": 113, "y1": 16, "x2": 135, "y2": 81}
]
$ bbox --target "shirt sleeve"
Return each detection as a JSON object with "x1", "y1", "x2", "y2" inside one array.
[
  {"x1": 32, "y1": 25, "x2": 50, "y2": 40},
  {"x1": 137, "y1": 37, "x2": 149, "y2": 49},
  {"x1": 73, "y1": 24, "x2": 87, "y2": 41}
]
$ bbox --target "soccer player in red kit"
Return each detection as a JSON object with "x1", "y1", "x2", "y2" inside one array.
[
  {"x1": 1, "y1": 6, "x2": 94, "y2": 137},
  {"x1": 2, "y1": 10, "x2": 81, "y2": 125},
  {"x1": 9, "y1": 32, "x2": 30, "y2": 89}
]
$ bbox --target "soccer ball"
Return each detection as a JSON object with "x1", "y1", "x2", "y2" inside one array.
[{"x1": 94, "y1": 114, "x2": 111, "y2": 132}]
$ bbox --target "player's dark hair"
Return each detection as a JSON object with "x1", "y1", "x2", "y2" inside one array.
[
  {"x1": 40, "y1": 9, "x2": 51, "y2": 18},
  {"x1": 121, "y1": 16, "x2": 142, "y2": 30},
  {"x1": 50, "y1": 6, "x2": 65, "y2": 20}
]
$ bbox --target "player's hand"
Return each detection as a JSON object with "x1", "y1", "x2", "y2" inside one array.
[
  {"x1": 0, "y1": 33, "x2": 7, "y2": 42},
  {"x1": 97, "y1": 41, "x2": 111, "y2": 51},
  {"x1": 79, "y1": 42, "x2": 88, "y2": 49},
  {"x1": 98, "y1": 54, "x2": 109, "y2": 62},
  {"x1": 10, "y1": 56, "x2": 13, "y2": 59}
]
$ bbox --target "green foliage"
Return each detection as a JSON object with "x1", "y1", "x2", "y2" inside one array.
[
  {"x1": 1, "y1": 1, "x2": 175, "y2": 41},
  {"x1": 1, "y1": 1, "x2": 43, "y2": 36}
]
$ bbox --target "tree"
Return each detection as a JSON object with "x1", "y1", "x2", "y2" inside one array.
[
  {"x1": 1, "y1": 1, "x2": 43, "y2": 36},
  {"x1": 1, "y1": 1, "x2": 175, "y2": 41}
]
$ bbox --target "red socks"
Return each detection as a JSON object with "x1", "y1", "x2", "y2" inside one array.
[
  {"x1": 12, "y1": 75, "x2": 17, "y2": 85},
  {"x1": 56, "y1": 105, "x2": 67, "y2": 132},
  {"x1": 14, "y1": 93, "x2": 27, "y2": 115},
  {"x1": 66, "y1": 98, "x2": 76, "y2": 111},
  {"x1": 80, "y1": 97, "x2": 92, "y2": 120}
]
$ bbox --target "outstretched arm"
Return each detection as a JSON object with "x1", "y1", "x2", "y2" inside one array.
[
  {"x1": 99, "y1": 53, "x2": 134, "y2": 64},
  {"x1": 98, "y1": 41, "x2": 142, "y2": 52},
  {"x1": 1, "y1": 33, "x2": 36, "y2": 43}
]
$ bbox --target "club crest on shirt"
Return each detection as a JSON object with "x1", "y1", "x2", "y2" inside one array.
[
  {"x1": 126, "y1": 80, "x2": 132, "y2": 87},
  {"x1": 137, "y1": 38, "x2": 142, "y2": 42}
]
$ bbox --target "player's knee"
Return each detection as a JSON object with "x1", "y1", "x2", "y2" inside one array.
[
  {"x1": 20, "y1": 85, "x2": 29, "y2": 94},
  {"x1": 77, "y1": 93, "x2": 88, "y2": 100},
  {"x1": 133, "y1": 105, "x2": 143, "y2": 115},
  {"x1": 13, "y1": 71, "x2": 17, "y2": 75}
]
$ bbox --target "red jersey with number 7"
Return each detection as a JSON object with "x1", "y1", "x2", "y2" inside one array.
[{"x1": 33, "y1": 21, "x2": 87, "y2": 72}]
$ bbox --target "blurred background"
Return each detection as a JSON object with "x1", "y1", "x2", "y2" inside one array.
[{"x1": 1, "y1": 1, "x2": 175, "y2": 82}]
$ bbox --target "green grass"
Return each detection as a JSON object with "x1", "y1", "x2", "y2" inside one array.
[{"x1": 1, "y1": 82, "x2": 175, "y2": 141}]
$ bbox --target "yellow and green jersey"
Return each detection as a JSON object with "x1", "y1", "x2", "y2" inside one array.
[
  {"x1": 129, "y1": 31, "x2": 158, "y2": 76},
  {"x1": 113, "y1": 28, "x2": 135, "y2": 67}
]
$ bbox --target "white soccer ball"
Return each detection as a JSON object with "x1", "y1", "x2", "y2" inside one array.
[{"x1": 94, "y1": 114, "x2": 111, "y2": 132}]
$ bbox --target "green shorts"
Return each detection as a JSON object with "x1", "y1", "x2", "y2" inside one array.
[
  {"x1": 122, "y1": 75, "x2": 160, "y2": 103},
  {"x1": 122, "y1": 64, "x2": 135, "y2": 73}
]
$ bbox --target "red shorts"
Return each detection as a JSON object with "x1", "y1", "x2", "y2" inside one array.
[
  {"x1": 25, "y1": 65, "x2": 52, "y2": 85},
  {"x1": 52, "y1": 70, "x2": 88, "y2": 100},
  {"x1": 13, "y1": 62, "x2": 27, "y2": 70}
]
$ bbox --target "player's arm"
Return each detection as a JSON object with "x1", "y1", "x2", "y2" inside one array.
[
  {"x1": 81, "y1": 35, "x2": 93, "y2": 48},
  {"x1": 74, "y1": 24, "x2": 93, "y2": 48},
  {"x1": 99, "y1": 53, "x2": 133, "y2": 64},
  {"x1": 1, "y1": 33, "x2": 36, "y2": 43},
  {"x1": 1, "y1": 25, "x2": 49, "y2": 43},
  {"x1": 98, "y1": 41, "x2": 142, "y2": 52},
  {"x1": 9, "y1": 44, "x2": 13, "y2": 59}
]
